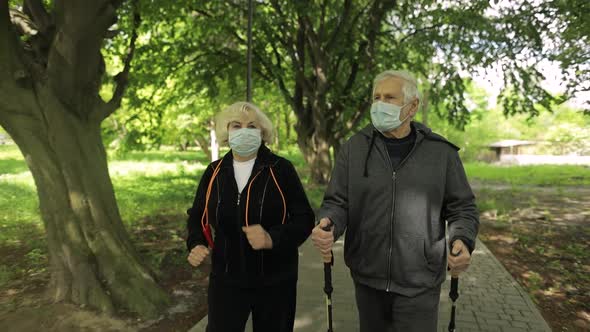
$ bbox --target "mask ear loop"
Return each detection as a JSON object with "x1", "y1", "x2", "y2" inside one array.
[
  {"x1": 399, "y1": 98, "x2": 418, "y2": 123},
  {"x1": 201, "y1": 160, "x2": 224, "y2": 248},
  {"x1": 244, "y1": 166, "x2": 286, "y2": 227}
]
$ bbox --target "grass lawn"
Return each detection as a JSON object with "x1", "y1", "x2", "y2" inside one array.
[{"x1": 465, "y1": 162, "x2": 590, "y2": 186}]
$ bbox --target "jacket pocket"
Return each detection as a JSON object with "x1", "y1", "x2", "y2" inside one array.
[
  {"x1": 351, "y1": 229, "x2": 389, "y2": 279},
  {"x1": 391, "y1": 234, "x2": 436, "y2": 287},
  {"x1": 424, "y1": 237, "x2": 446, "y2": 273}
]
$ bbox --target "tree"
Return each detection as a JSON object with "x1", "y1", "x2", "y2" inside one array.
[
  {"x1": 541, "y1": 0, "x2": 589, "y2": 114},
  {"x1": 0, "y1": 0, "x2": 168, "y2": 316},
  {"x1": 80, "y1": 0, "x2": 587, "y2": 186},
  {"x1": 176, "y1": 0, "x2": 587, "y2": 184}
]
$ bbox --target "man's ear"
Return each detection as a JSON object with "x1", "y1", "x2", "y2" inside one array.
[{"x1": 410, "y1": 98, "x2": 420, "y2": 117}]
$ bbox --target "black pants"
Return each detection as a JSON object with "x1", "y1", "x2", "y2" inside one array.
[
  {"x1": 206, "y1": 277, "x2": 297, "y2": 332},
  {"x1": 354, "y1": 281, "x2": 441, "y2": 332}
]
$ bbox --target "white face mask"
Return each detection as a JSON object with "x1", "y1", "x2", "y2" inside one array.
[
  {"x1": 229, "y1": 128, "x2": 262, "y2": 157},
  {"x1": 370, "y1": 101, "x2": 411, "y2": 133}
]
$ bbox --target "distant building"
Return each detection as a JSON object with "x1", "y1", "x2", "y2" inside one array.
[
  {"x1": 487, "y1": 139, "x2": 590, "y2": 165},
  {"x1": 488, "y1": 140, "x2": 536, "y2": 161}
]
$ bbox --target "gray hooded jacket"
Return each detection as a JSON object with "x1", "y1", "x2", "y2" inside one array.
[{"x1": 319, "y1": 122, "x2": 479, "y2": 296}]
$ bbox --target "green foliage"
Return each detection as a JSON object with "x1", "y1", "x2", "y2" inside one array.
[{"x1": 89, "y1": 0, "x2": 590, "y2": 161}]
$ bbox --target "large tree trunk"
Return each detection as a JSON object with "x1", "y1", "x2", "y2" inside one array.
[
  {"x1": 295, "y1": 110, "x2": 332, "y2": 184},
  {"x1": 0, "y1": 0, "x2": 170, "y2": 318},
  {"x1": 0, "y1": 86, "x2": 169, "y2": 317},
  {"x1": 297, "y1": 135, "x2": 331, "y2": 184}
]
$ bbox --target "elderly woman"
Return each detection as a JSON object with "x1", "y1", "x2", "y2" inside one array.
[{"x1": 185, "y1": 101, "x2": 315, "y2": 332}]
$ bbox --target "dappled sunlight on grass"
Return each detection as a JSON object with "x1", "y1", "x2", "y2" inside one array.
[
  {"x1": 108, "y1": 160, "x2": 206, "y2": 177},
  {"x1": 0, "y1": 159, "x2": 29, "y2": 176},
  {"x1": 113, "y1": 170, "x2": 205, "y2": 225},
  {"x1": 0, "y1": 145, "x2": 24, "y2": 160},
  {"x1": 0, "y1": 182, "x2": 41, "y2": 244},
  {"x1": 108, "y1": 148, "x2": 212, "y2": 164},
  {"x1": 0, "y1": 146, "x2": 211, "y2": 244}
]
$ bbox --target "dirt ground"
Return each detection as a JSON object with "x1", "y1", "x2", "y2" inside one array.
[
  {"x1": 474, "y1": 185, "x2": 590, "y2": 332},
  {"x1": 0, "y1": 215, "x2": 210, "y2": 332}
]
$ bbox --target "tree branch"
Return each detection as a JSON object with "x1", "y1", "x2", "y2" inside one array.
[
  {"x1": 94, "y1": 0, "x2": 140, "y2": 122},
  {"x1": 1, "y1": 2, "x2": 34, "y2": 92},
  {"x1": 318, "y1": 0, "x2": 328, "y2": 41},
  {"x1": 47, "y1": 0, "x2": 121, "y2": 115},
  {"x1": 397, "y1": 23, "x2": 443, "y2": 44},
  {"x1": 269, "y1": 43, "x2": 295, "y2": 106},
  {"x1": 0, "y1": 1, "x2": 14, "y2": 76},
  {"x1": 255, "y1": 17, "x2": 296, "y2": 105},
  {"x1": 266, "y1": 0, "x2": 302, "y2": 73},
  {"x1": 325, "y1": 0, "x2": 353, "y2": 51},
  {"x1": 23, "y1": 0, "x2": 52, "y2": 33},
  {"x1": 9, "y1": 8, "x2": 38, "y2": 36},
  {"x1": 329, "y1": 3, "x2": 370, "y2": 78},
  {"x1": 341, "y1": 41, "x2": 365, "y2": 96}
]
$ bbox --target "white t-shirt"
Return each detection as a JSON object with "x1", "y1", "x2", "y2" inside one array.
[{"x1": 233, "y1": 158, "x2": 256, "y2": 193}]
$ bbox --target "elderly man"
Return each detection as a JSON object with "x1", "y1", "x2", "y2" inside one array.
[{"x1": 312, "y1": 70, "x2": 479, "y2": 332}]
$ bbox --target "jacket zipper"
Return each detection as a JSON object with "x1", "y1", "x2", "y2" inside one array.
[
  {"x1": 237, "y1": 192, "x2": 247, "y2": 274},
  {"x1": 259, "y1": 175, "x2": 271, "y2": 276},
  {"x1": 384, "y1": 149, "x2": 396, "y2": 292},
  {"x1": 381, "y1": 131, "x2": 423, "y2": 292}
]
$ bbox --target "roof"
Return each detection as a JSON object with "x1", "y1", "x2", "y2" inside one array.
[{"x1": 488, "y1": 140, "x2": 536, "y2": 148}]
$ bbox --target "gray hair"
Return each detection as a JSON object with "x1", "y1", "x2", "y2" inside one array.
[
  {"x1": 373, "y1": 70, "x2": 421, "y2": 106},
  {"x1": 215, "y1": 101, "x2": 275, "y2": 145}
]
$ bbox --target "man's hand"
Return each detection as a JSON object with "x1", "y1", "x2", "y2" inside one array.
[
  {"x1": 242, "y1": 225, "x2": 273, "y2": 250},
  {"x1": 312, "y1": 218, "x2": 334, "y2": 263},
  {"x1": 188, "y1": 245, "x2": 210, "y2": 267},
  {"x1": 447, "y1": 240, "x2": 471, "y2": 277}
]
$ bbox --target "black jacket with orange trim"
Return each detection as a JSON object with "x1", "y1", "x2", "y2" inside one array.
[{"x1": 186, "y1": 144, "x2": 315, "y2": 287}]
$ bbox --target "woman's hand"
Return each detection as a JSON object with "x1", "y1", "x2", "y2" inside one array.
[
  {"x1": 242, "y1": 225, "x2": 273, "y2": 250},
  {"x1": 187, "y1": 245, "x2": 210, "y2": 267}
]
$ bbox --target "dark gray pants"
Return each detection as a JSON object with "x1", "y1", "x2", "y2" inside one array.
[{"x1": 354, "y1": 281, "x2": 441, "y2": 332}]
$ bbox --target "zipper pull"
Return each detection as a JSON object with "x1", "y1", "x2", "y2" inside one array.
[
  {"x1": 237, "y1": 193, "x2": 241, "y2": 206},
  {"x1": 392, "y1": 171, "x2": 396, "y2": 180}
]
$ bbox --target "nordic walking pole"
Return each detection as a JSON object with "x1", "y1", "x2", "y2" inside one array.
[
  {"x1": 321, "y1": 220, "x2": 334, "y2": 332},
  {"x1": 448, "y1": 249, "x2": 461, "y2": 332},
  {"x1": 448, "y1": 276, "x2": 459, "y2": 332}
]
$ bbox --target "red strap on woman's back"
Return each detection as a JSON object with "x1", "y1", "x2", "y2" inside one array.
[{"x1": 200, "y1": 159, "x2": 223, "y2": 249}]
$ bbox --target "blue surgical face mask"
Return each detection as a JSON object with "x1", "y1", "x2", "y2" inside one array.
[
  {"x1": 370, "y1": 101, "x2": 411, "y2": 133},
  {"x1": 229, "y1": 128, "x2": 262, "y2": 157}
]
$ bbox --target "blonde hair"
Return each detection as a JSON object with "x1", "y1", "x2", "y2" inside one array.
[{"x1": 215, "y1": 102, "x2": 275, "y2": 145}]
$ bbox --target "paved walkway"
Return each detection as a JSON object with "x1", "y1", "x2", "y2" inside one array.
[{"x1": 189, "y1": 238, "x2": 551, "y2": 332}]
